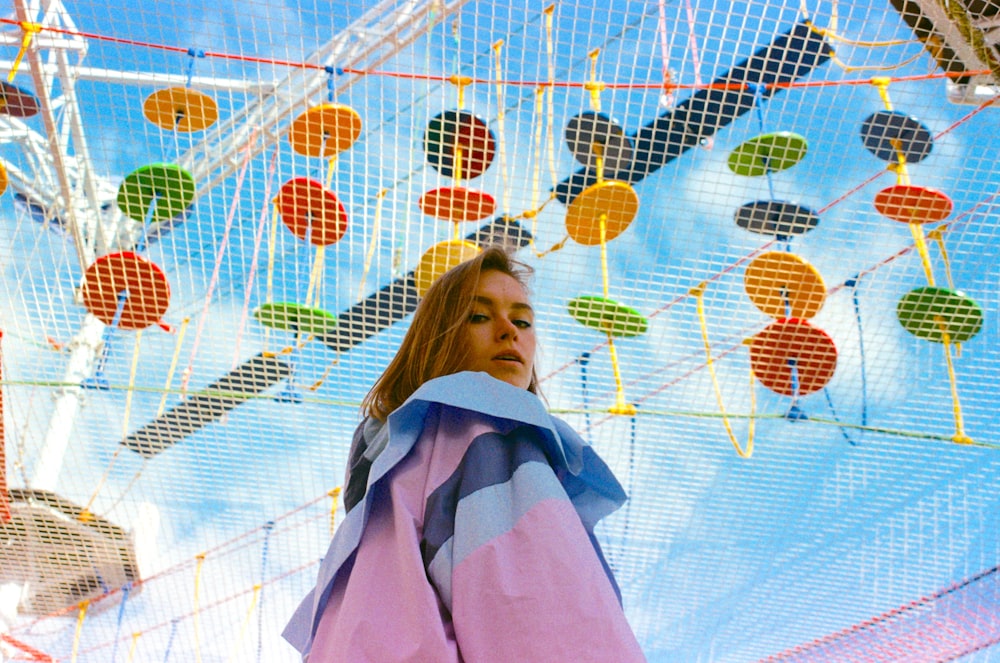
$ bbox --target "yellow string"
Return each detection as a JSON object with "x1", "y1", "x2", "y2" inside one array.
[
  {"x1": 873, "y1": 78, "x2": 938, "y2": 287},
  {"x1": 543, "y1": 5, "x2": 559, "y2": 189},
  {"x1": 70, "y1": 600, "x2": 89, "y2": 662},
  {"x1": 805, "y1": 19, "x2": 915, "y2": 48},
  {"x1": 358, "y1": 189, "x2": 387, "y2": 300},
  {"x1": 529, "y1": 87, "x2": 545, "y2": 244},
  {"x1": 691, "y1": 283, "x2": 755, "y2": 458},
  {"x1": 126, "y1": 631, "x2": 142, "y2": 662},
  {"x1": 158, "y1": 317, "x2": 190, "y2": 416},
  {"x1": 492, "y1": 40, "x2": 510, "y2": 213},
  {"x1": 454, "y1": 145, "x2": 464, "y2": 187},
  {"x1": 830, "y1": 49, "x2": 925, "y2": 73},
  {"x1": 193, "y1": 553, "x2": 206, "y2": 663},
  {"x1": 306, "y1": 355, "x2": 340, "y2": 391},
  {"x1": 936, "y1": 316, "x2": 973, "y2": 445},
  {"x1": 598, "y1": 216, "x2": 635, "y2": 416},
  {"x1": 329, "y1": 486, "x2": 342, "y2": 535},
  {"x1": 928, "y1": 228, "x2": 956, "y2": 291},
  {"x1": 586, "y1": 48, "x2": 603, "y2": 113},
  {"x1": 305, "y1": 245, "x2": 325, "y2": 310},
  {"x1": 121, "y1": 330, "x2": 143, "y2": 440},
  {"x1": 325, "y1": 156, "x2": 337, "y2": 190},
  {"x1": 224, "y1": 584, "x2": 261, "y2": 663},
  {"x1": 8, "y1": 22, "x2": 41, "y2": 82}
]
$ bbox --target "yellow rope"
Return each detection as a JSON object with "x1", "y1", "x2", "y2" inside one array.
[
  {"x1": 193, "y1": 553, "x2": 206, "y2": 663},
  {"x1": 158, "y1": 317, "x2": 190, "y2": 416},
  {"x1": 544, "y1": 5, "x2": 559, "y2": 189},
  {"x1": 806, "y1": 19, "x2": 915, "y2": 48},
  {"x1": 329, "y1": 486, "x2": 342, "y2": 535},
  {"x1": 927, "y1": 227, "x2": 956, "y2": 291},
  {"x1": 936, "y1": 316, "x2": 973, "y2": 445},
  {"x1": 357, "y1": 189, "x2": 387, "y2": 301},
  {"x1": 325, "y1": 155, "x2": 337, "y2": 190},
  {"x1": 305, "y1": 245, "x2": 325, "y2": 310},
  {"x1": 7, "y1": 22, "x2": 41, "y2": 82},
  {"x1": 492, "y1": 40, "x2": 510, "y2": 213},
  {"x1": 121, "y1": 330, "x2": 143, "y2": 439},
  {"x1": 586, "y1": 48, "x2": 603, "y2": 113},
  {"x1": 126, "y1": 631, "x2": 142, "y2": 662},
  {"x1": 530, "y1": 87, "x2": 545, "y2": 245},
  {"x1": 70, "y1": 600, "x2": 90, "y2": 662},
  {"x1": 691, "y1": 283, "x2": 755, "y2": 458},
  {"x1": 830, "y1": 49, "x2": 925, "y2": 73},
  {"x1": 224, "y1": 584, "x2": 261, "y2": 663}
]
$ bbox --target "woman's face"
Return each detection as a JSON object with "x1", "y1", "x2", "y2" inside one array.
[{"x1": 460, "y1": 270, "x2": 536, "y2": 389}]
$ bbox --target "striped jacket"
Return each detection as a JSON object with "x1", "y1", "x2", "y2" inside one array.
[{"x1": 283, "y1": 371, "x2": 645, "y2": 661}]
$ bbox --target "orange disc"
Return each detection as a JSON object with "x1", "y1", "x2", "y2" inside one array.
[
  {"x1": 80, "y1": 252, "x2": 171, "y2": 330},
  {"x1": 418, "y1": 186, "x2": 496, "y2": 223},
  {"x1": 873, "y1": 184, "x2": 952, "y2": 224},
  {"x1": 413, "y1": 240, "x2": 482, "y2": 297},
  {"x1": 0, "y1": 161, "x2": 7, "y2": 196},
  {"x1": 748, "y1": 319, "x2": 838, "y2": 397},
  {"x1": 143, "y1": 87, "x2": 219, "y2": 132},
  {"x1": 744, "y1": 251, "x2": 826, "y2": 319},
  {"x1": 275, "y1": 177, "x2": 348, "y2": 246},
  {"x1": 565, "y1": 180, "x2": 639, "y2": 246},
  {"x1": 288, "y1": 103, "x2": 362, "y2": 157}
]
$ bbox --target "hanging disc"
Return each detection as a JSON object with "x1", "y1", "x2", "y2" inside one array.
[
  {"x1": 0, "y1": 81, "x2": 40, "y2": 118},
  {"x1": 413, "y1": 239, "x2": 482, "y2": 297},
  {"x1": 80, "y1": 252, "x2": 171, "y2": 330},
  {"x1": 143, "y1": 87, "x2": 219, "y2": 132},
  {"x1": 288, "y1": 103, "x2": 362, "y2": 157},
  {"x1": 727, "y1": 132, "x2": 808, "y2": 177},
  {"x1": 873, "y1": 184, "x2": 952, "y2": 224},
  {"x1": 418, "y1": 186, "x2": 496, "y2": 223},
  {"x1": 253, "y1": 302, "x2": 337, "y2": 336},
  {"x1": 0, "y1": 161, "x2": 7, "y2": 196},
  {"x1": 564, "y1": 110, "x2": 635, "y2": 178},
  {"x1": 423, "y1": 109, "x2": 496, "y2": 180},
  {"x1": 565, "y1": 180, "x2": 639, "y2": 246},
  {"x1": 734, "y1": 200, "x2": 819, "y2": 238},
  {"x1": 568, "y1": 295, "x2": 648, "y2": 338},
  {"x1": 748, "y1": 318, "x2": 838, "y2": 397},
  {"x1": 860, "y1": 110, "x2": 933, "y2": 164},
  {"x1": 275, "y1": 177, "x2": 348, "y2": 246},
  {"x1": 897, "y1": 286, "x2": 983, "y2": 344},
  {"x1": 744, "y1": 251, "x2": 827, "y2": 320},
  {"x1": 117, "y1": 163, "x2": 196, "y2": 225}
]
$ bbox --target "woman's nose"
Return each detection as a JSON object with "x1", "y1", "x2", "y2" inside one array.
[{"x1": 497, "y1": 318, "x2": 517, "y2": 340}]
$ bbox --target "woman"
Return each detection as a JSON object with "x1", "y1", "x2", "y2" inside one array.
[{"x1": 283, "y1": 247, "x2": 645, "y2": 661}]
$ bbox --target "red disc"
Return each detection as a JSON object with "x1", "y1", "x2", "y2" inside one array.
[
  {"x1": 275, "y1": 177, "x2": 348, "y2": 246},
  {"x1": 873, "y1": 184, "x2": 952, "y2": 224},
  {"x1": 81, "y1": 252, "x2": 170, "y2": 330},
  {"x1": 748, "y1": 319, "x2": 837, "y2": 397},
  {"x1": 418, "y1": 186, "x2": 496, "y2": 223}
]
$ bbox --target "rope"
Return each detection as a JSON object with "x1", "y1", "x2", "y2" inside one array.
[
  {"x1": 70, "y1": 600, "x2": 90, "y2": 662},
  {"x1": 492, "y1": 40, "x2": 510, "y2": 213},
  {"x1": 256, "y1": 522, "x2": 275, "y2": 663},
  {"x1": 224, "y1": 585, "x2": 261, "y2": 663},
  {"x1": 193, "y1": 553, "x2": 206, "y2": 663},
  {"x1": 691, "y1": 283, "x2": 755, "y2": 458}
]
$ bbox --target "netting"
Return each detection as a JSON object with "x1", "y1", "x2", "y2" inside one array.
[{"x1": 1, "y1": 0, "x2": 1000, "y2": 661}]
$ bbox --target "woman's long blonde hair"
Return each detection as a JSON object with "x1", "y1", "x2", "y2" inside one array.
[{"x1": 361, "y1": 246, "x2": 539, "y2": 421}]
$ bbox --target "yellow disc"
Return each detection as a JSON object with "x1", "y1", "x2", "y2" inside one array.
[
  {"x1": 413, "y1": 240, "x2": 482, "y2": 297},
  {"x1": 143, "y1": 87, "x2": 219, "y2": 132},
  {"x1": 0, "y1": 161, "x2": 7, "y2": 196},
  {"x1": 744, "y1": 251, "x2": 827, "y2": 319},
  {"x1": 565, "y1": 180, "x2": 639, "y2": 246},
  {"x1": 288, "y1": 103, "x2": 362, "y2": 157}
]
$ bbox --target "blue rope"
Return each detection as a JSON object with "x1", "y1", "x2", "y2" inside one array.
[
  {"x1": 161, "y1": 618, "x2": 179, "y2": 662},
  {"x1": 785, "y1": 358, "x2": 808, "y2": 421},
  {"x1": 748, "y1": 83, "x2": 776, "y2": 200},
  {"x1": 82, "y1": 290, "x2": 128, "y2": 390},
  {"x1": 578, "y1": 352, "x2": 592, "y2": 440},
  {"x1": 823, "y1": 387, "x2": 857, "y2": 445},
  {"x1": 256, "y1": 521, "x2": 275, "y2": 663},
  {"x1": 845, "y1": 276, "x2": 869, "y2": 427},
  {"x1": 110, "y1": 582, "x2": 132, "y2": 662},
  {"x1": 185, "y1": 48, "x2": 205, "y2": 89}
]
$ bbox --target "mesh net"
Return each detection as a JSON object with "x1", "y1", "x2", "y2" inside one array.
[{"x1": 1, "y1": 0, "x2": 1000, "y2": 661}]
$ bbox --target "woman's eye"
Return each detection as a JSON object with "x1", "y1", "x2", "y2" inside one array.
[
  {"x1": 468, "y1": 313, "x2": 488, "y2": 323},
  {"x1": 514, "y1": 319, "x2": 533, "y2": 329}
]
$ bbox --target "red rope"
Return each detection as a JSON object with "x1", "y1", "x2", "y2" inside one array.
[{"x1": 0, "y1": 634, "x2": 54, "y2": 663}]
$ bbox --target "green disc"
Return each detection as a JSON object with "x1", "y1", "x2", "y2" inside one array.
[
  {"x1": 253, "y1": 302, "x2": 337, "y2": 336},
  {"x1": 568, "y1": 295, "x2": 648, "y2": 339},
  {"x1": 117, "y1": 163, "x2": 196, "y2": 224},
  {"x1": 728, "y1": 132, "x2": 808, "y2": 177},
  {"x1": 897, "y1": 286, "x2": 983, "y2": 344}
]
